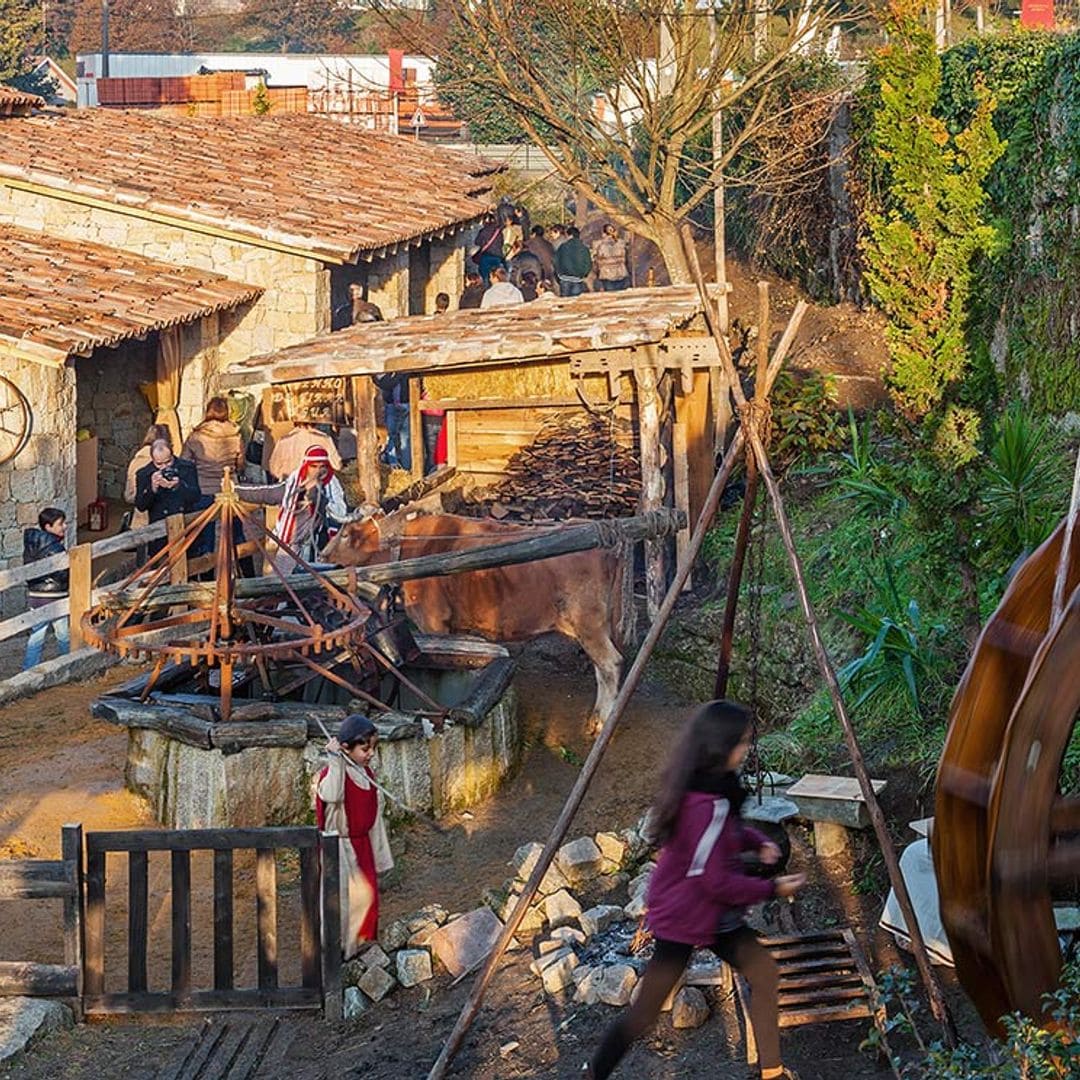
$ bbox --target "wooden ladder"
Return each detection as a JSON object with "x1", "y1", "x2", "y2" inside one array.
[{"x1": 735, "y1": 929, "x2": 886, "y2": 1066}]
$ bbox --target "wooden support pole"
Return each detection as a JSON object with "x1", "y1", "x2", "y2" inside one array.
[
  {"x1": 672, "y1": 421, "x2": 692, "y2": 590},
  {"x1": 351, "y1": 376, "x2": 381, "y2": 506},
  {"x1": 635, "y1": 365, "x2": 665, "y2": 619},
  {"x1": 1051, "y1": 446, "x2": 1080, "y2": 626},
  {"x1": 756, "y1": 280, "x2": 770, "y2": 392},
  {"x1": 320, "y1": 832, "x2": 342, "y2": 1021},
  {"x1": 166, "y1": 514, "x2": 187, "y2": 586},
  {"x1": 678, "y1": 223, "x2": 956, "y2": 1045},
  {"x1": 427, "y1": 427, "x2": 746, "y2": 1080},
  {"x1": 61, "y1": 823, "x2": 84, "y2": 1017},
  {"x1": 67, "y1": 543, "x2": 92, "y2": 649},
  {"x1": 409, "y1": 377, "x2": 423, "y2": 480},
  {"x1": 714, "y1": 461, "x2": 758, "y2": 698}
]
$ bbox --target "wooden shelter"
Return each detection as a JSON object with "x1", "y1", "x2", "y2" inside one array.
[{"x1": 223, "y1": 285, "x2": 727, "y2": 612}]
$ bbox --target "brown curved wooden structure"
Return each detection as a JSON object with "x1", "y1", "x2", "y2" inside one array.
[{"x1": 935, "y1": 517, "x2": 1080, "y2": 1032}]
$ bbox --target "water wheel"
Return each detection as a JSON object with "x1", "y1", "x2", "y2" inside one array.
[
  {"x1": 934, "y1": 516, "x2": 1080, "y2": 1032},
  {"x1": 0, "y1": 375, "x2": 32, "y2": 465}
]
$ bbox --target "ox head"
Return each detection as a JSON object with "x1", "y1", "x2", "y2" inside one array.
[{"x1": 320, "y1": 504, "x2": 413, "y2": 566}]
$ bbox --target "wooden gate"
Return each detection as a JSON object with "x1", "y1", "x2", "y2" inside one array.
[{"x1": 83, "y1": 827, "x2": 341, "y2": 1019}]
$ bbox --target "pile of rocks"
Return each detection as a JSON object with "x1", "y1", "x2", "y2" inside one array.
[
  {"x1": 500, "y1": 828, "x2": 729, "y2": 1030},
  {"x1": 342, "y1": 902, "x2": 504, "y2": 1020}
]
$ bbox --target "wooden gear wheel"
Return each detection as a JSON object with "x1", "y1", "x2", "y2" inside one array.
[
  {"x1": 82, "y1": 471, "x2": 378, "y2": 721},
  {"x1": 0, "y1": 375, "x2": 32, "y2": 465},
  {"x1": 934, "y1": 516, "x2": 1080, "y2": 1032}
]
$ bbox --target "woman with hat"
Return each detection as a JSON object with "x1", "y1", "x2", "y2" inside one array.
[
  {"x1": 238, "y1": 444, "x2": 347, "y2": 574},
  {"x1": 316, "y1": 714, "x2": 394, "y2": 957}
]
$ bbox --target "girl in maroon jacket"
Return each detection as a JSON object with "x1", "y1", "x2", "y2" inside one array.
[{"x1": 586, "y1": 700, "x2": 807, "y2": 1080}]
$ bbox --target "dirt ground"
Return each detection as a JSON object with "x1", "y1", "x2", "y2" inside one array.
[{"x1": 0, "y1": 637, "x2": 986, "y2": 1080}]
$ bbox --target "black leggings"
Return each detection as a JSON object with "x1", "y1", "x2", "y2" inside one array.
[{"x1": 591, "y1": 925, "x2": 780, "y2": 1078}]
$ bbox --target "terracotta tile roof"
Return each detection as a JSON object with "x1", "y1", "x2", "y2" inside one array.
[
  {"x1": 225, "y1": 286, "x2": 709, "y2": 385},
  {"x1": 0, "y1": 110, "x2": 500, "y2": 262},
  {"x1": 0, "y1": 84, "x2": 44, "y2": 115},
  {"x1": 0, "y1": 224, "x2": 262, "y2": 364}
]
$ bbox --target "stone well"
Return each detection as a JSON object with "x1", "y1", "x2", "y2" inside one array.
[{"x1": 99, "y1": 637, "x2": 522, "y2": 831}]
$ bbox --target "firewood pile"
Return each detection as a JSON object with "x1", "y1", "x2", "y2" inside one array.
[{"x1": 471, "y1": 412, "x2": 641, "y2": 522}]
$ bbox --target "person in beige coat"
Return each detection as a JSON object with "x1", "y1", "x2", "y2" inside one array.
[
  {"x1": 180, "y1": 398, "x2": 244, "y2": 496},
  {"x1": 267, "y1": 422, "x2": 343, "y2": 481}
]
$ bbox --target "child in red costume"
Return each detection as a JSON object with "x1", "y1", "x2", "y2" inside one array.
[{"x1": 316, "y1": 714, "x2": 393, "y2": 957}]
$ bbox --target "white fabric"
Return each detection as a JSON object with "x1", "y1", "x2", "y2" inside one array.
[
  {"x1": 686, "y1": 797, "x2": 730, "y2": 878},
  {"x1": 480, "y1": 282, "x2": 524, "y2": 309},
  {"x1": 879, "y1": 838, "x2": 954, "y2": 967},
  {"x1": 316, "y1": 756, "x2": 394, "y2": 958}
]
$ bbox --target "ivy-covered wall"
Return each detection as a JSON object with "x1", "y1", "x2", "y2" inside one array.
[{"x1": 939, "y1": 31, "x2": 1080, "y2": 415}]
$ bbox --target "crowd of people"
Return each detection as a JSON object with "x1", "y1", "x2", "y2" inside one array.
[{"x1": 464, "y1": 202, "x2": 632, "y2": 309}]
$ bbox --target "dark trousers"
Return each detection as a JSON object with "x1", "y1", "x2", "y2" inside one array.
[{"x1": 591, "y1": 926, "x2": 780, "y2": 1077}]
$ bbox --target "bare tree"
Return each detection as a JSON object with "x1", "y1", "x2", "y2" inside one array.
[{"x1": 390, "y1": 0, "x2": 844, "y2": 282}]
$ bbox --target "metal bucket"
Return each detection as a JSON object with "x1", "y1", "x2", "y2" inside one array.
[{"x1": 367, "y1": 617, "x2": 421, "y2": 668}]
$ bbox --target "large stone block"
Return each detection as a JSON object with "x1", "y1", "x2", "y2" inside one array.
[
  {"x1": 428, "y1": 908, "x2": 503, "y2": 979},
  {"x1": 544, "y1": 889, "x2": 582, "y2": 930},
  {"x1": 556, "y1": 837, "x2": 604, "y2": 886},
  {"x1": 672, "y1": 987, "x2": 709, "y2": 1029},
  {"x1": 358, "y1": 964, "x2": 395, "y2": 1002},
  {"x1": 396, "y1": 948, "x2": 433, "y2": 988},
  {"x1": 597, "y1": 964, "x2": 638, "y2": 1006},
  {"x1": 0, "y1": 998, "x2": 73, "y2": 1064},
  {"x1": 539, "y1": 950, "x2": 578, "y2": 995},
  {"x1": 579, "y1": 905, "x2": 624, "y2": 940}
]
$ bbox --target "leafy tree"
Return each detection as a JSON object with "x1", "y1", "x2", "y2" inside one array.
[
  {"x1": 391, "y1": 0, "x2": 841, "y2": 282},
  {"x1": 70, "y1": 0, "x2": 185, "y2": 54},
  {"x1": 238, "y1": 0, "x2": 353, "y2": 54},
  {"x1": 858, "y1": 0, "x2": 1003, "y2": 427},
  {"x1": 0, "y1": 0, "x2": 45, "y2": 89}
]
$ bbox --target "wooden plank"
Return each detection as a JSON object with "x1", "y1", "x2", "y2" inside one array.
[
  {"x1": 167, "y1": 514, "x2": 188, "y2": 586},
  {"x1": 255, "y1": 849, "x2": 278, "y2": 991},
  {"x1": 320, "y1": 833, "x2": 342, "y2": 1021},
  {"x1": 299, "y1": 846, "x2": 320, "y2": 990},
  {"x1": 171, "y1": 850, "x2": 192, "y2": 999},
  {"x1": 770, "y1": 942, "x2": 852, "y2": 961},
  {"x1": 672, "y1": 420, "x2": 691, "y2": 590},
  {"x1": 127, "y1": 850, "x2": 149, "y2": 993},
  {"x1": 66, "y1": 544, "x2": 92, "y2": 643},
  {"x1": 0, "y1": 596, "x2": 68, "y2": 645},
  {"x1": 84, "y1": 849, "x2": 106, "y2": 999},
  {"x1": 213, "y1": 850, "x2": 234, "y2": 992},
  {"x1": 676, "y1": 371, "x2": 714, "y2": 540},
  {"x1": 352, "y1": 375, "x2": 381, "y2": 506},
  {"x1": 61, "y1": 824, "x2": 84, "y2": 1012},
  {"x1": 91, "y1": 699, "x2": 214, "y2": 749},
  {"x1": 777, "y1": 1003, "x2": 873, "y2": 1028},
  {"x1": 82, "y1": 986, "x2": 323, "y2": 1015},
  {"x1": 634, "y1": 365, "x2": 665, "y2": 619},
  {"x1": 0, "y1": 860, "x2": 73, "y2": 900},
  {"x1": 778, "y1": 972, "x2": 865, "y2": 992},
  {"x1": 423, "y1": 395, "x2": 581, "y2": 411},
  {"x1": 779, "y1": 985, "x2": 869, "y2": 1009},
  {"x1": 777, "y1": 957, "x2": 857, "y2": 976},
  {"x1": 0, "y1": 961, "x2": 78, "y2": 997},
  {"x1": 409, "y1": 377, "x2": 423, "y2": 480},
  {"x1": 210, "y1": 719, "x2": 308, "y2": 753},
  {"x1": 227, "y1": 1016, "x2": 282, "y2": 1079},
  {"x1": 760, "y1": 930, "x2": 846, "y2": 947},
  {"x1": 161, "y1": 1018, "x2": 227, "y2": 1080},
  {"x1": 86, "y1": 827, "x2": 319, "y2": 854}
]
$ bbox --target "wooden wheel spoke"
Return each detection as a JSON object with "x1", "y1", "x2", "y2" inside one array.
[{"x1": 1048, "y1": 839, "x2": 1080, "y2": 887}]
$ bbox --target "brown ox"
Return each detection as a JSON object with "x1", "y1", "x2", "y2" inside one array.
[{"x1": 323, "y1": 512, "x2": 631, "y2": 734}]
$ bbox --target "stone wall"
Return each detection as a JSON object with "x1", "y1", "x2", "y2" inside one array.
[
  {"x1": 74, "y1": 337, "x2": 155, "y2": 500},
  {"x1": 124, "y1": 685, "x2": 521, "y2": 830},
  {"x1": 0, "y1": 360, "x2": 76, "y2": 579},
  {"x1": 0, "y1": 184, "x2": 330, "y2": 378}
]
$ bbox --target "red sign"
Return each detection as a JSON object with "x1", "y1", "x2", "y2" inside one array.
[{"x1": 1021, "y1": 0, "x2": 1054, "y2": 28}]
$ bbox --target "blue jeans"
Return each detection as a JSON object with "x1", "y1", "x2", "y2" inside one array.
[
  {"x1": 560, "y1": 279, "x2": 586, "y2": 296},
  {"x1": 24, "y1": 597, "x2": 70, "y2": 669},
  {"x1": 384, "y1": 403, "x2": 411, "y2": 470}
]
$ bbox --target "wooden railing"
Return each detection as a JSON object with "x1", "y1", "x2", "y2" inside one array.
[
  {"x1": 0, "y1": 824, "x2": 84, "y2": 1013},
  {"x1": 0, "y1": 513, "x2": 260, "y2": 663},
  {"x1": 83, "y1": 827, "x2": 341, "y2": 1019}
]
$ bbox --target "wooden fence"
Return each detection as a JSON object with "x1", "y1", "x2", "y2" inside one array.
[
  {"x1": 0, "y1": 824, "x2": 84, "y2": 1013},
  {"x1": 0, "y1": 512, "x2": 263, "y2": 666},
  {"x1": 83, "y1": 827, "x2": 341, "y2": 1019}
]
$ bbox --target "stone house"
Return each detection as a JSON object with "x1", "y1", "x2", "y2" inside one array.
[{"x1": 0, "y1": 107, "x2": 497, "y2": 565}]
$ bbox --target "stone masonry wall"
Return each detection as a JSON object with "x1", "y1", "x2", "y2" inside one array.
[{"x1": 0, "y1": 360, "x2": 76, "y2": 580}]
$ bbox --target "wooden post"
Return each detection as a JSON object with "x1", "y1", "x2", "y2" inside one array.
[
  {"x1": 171, "y1": 850, "x2": 192, "y2": 1002},
  {"x1": 61, "y1": 824, "x2": 84, "y2": 1017},
  {"x1": 67, "y1": 543, "x2": 92, "y2": 649},
  {"x1": 127, "y1": 850, "x2": 149, "y2": 993},
  {"x1": 427, "y1": 428, "x2": 746, "y2": 1080},
  {"x1": 256, "y1": 848, "x2": 279, "y2": 992},
  {"x1": 166, "y1": 514, "x2": 187, "y2": 585},
  {"x1": 320, "y1": 832, "x2": 342, "y2": 1021},
  {"x1": 635, "y1": 365, "x2": 665, "y2": 619},
  {"x1": 299, "y1": 844, "x2": 320, "y2": 990},
  {"x1": 445, "y1": 410, "x2": 458, "y2": 469},
  {"x1": 213, "y1": 849, "x2": 234, "y2": 991},
  {"x1": 409, "y1": 377, "x2": 424, "y2": 480},
  {"x1": 672, "y1": 421, "x2": 691, "y2": 590},
  {"x1": 351, "y1": 376, "x2": 380, "y2": 506},
  {"x1": 756, "y1": 281, "x2": 770, "y2": 392},
  {"x1": 84, "y1": 848, "x2": 105, "y2": 1000}
]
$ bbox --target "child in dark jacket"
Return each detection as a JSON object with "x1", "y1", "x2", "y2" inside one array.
[
  {"x1": 587, "y1": 700, "x2": 807, "y2": 1080},
  {"x1": 22, "y1": 507, "x2": 70, "y2": 670}
]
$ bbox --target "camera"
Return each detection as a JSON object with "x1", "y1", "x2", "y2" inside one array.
[{"x1": 160, "y1": 467, "x2": 179, "y2": 482}]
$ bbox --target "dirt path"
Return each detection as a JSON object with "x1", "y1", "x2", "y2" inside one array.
[{"x1": 0, "y1": 647, "x2": 979, "y2": 1079}]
